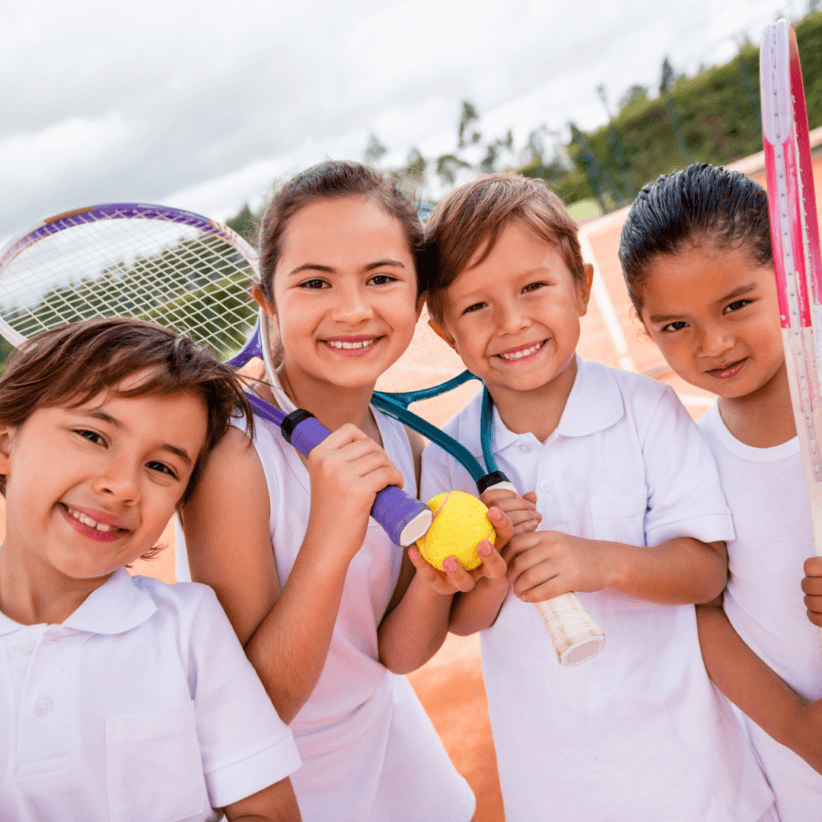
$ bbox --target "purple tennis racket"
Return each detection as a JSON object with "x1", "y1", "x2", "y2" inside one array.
[{"x1": 0, "y1": 203, "x2": 432, "y2": 547}]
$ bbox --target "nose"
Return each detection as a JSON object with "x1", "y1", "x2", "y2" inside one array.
[
  {"x1": 698, "y1": 322, "x2": 734, "y2": 358},
  {"x1": 93, "y1": 459, "x2": 140, "y2": 505},
  {"x1": 495, "y1": 298, "x2": 530, "y2": 335},
  {"x1": 331, "y1": 282, "x2": 374, "y2": 324}
]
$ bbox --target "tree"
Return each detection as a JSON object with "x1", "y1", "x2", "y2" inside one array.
[
  {"x1": 457, "y1": 101, "x2": 482, "y2": 148},
  {"x1": 364, "y1": 134, "x2": 387, "y2": 165},
  {"x1": 435, "y1": 154, "x2": 471, "y2": 187},
  {"x1": 659, "y1": 56, "x2": 681, "y2": 95},
  {"x1": 225, "y1": 203, "x2": 257, "y2": 244},
  {"x1": 402, "y1": 147, "x2": 427, "y2": 188},
  {"x1": 618, "y1": 84, "x2": 649, "y2": 111}
]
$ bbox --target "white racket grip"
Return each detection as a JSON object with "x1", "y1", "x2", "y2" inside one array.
[{"x1": 533, "y1": 593, "x2": 605, "y2": 666}]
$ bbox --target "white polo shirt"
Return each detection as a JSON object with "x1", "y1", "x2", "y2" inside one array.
[
  {"x1": 422, "y1": 356, "x2": 774, "y2": 822},
  {"x1": 0, "y1": 569, "x2": 301, "y2": 822}
]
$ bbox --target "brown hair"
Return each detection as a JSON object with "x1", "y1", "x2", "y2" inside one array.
[
  {"x1": 425, "y1": 173, "x2": 585, "y2": 322},
  {"x1": 256, "y1": 160, "x2": 431, "y2": 303},
  {"x1": 0, "y1": 317, "x2": 253, "y2": 507}
]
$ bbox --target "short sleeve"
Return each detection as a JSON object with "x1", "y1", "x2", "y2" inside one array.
[
  {"x1": 187, "y1": 587, "x2": 301, "y2": 809},
  {"x1": 641, "y1": 386, "x2": 735, "y2": 546}
]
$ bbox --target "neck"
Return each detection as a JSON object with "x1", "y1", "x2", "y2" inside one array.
[
  {"x1": 276, "y1": 364, "x2": 379, "y2": 441},
  {"x1": 0, "y1": 540, "x2": 103, "y2": 626},
  {"x1": 718, "y1": 361, "x2": 796, "y2": 447},
  {"x1": 489, "y1": 356, "x2": 578, "y2": 442}
]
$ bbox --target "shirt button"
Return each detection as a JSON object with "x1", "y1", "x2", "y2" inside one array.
[
  {"x1": 34, "y1": 697, "x2": 53, "y2": 717},
  {"x1": 539, "y1": 480, "x2": 553, "y2": 493},
  {"x1": 518, "y1": 444, "x2": 530, "y2": 452},
  {"x1": 14, "y1": 638, "x2": 34, "y2": 655}
]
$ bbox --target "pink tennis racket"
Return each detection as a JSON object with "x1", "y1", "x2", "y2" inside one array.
[{"x1": 761, "y1": 19, "x2": 822, "y2": 650}]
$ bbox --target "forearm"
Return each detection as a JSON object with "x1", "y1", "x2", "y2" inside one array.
[
  {"x1": 601, "y1": 537, "x2": 727, "y2": 604},
  {"x1": 379, "y1": 575, "x2": 453, "y2": 674},
  {"x1": 450, "y1": 577, "x2": 509, "y2": 636},
  {"x1": 246, "y1": 532, "x2": 352, "y2": 724},
  {"x1": 696, "y1": 603, "x2": 821, "y2": 770}
]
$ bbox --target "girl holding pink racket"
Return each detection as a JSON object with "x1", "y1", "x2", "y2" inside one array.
[{"x1": 620, "y1": 163, "x2": 822, "y2": 820}]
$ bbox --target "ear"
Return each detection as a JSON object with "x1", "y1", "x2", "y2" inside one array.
[
  {"x1": 576, "y1": 263, "x2": 595, "y2": 317},
  {"x1": 428, "y1": 318, "x2": 457, "y2": 351},
  {"x1": 0, "y1": 422, "x2": 16, "y2": 478},
  {"x1": 251, "y1": 284, "x2": 277, "y2": 321}
]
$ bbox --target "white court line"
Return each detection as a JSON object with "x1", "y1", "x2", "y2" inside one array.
[{"x1": 578, "y1": 230, "x2": 637, "y2": 372}]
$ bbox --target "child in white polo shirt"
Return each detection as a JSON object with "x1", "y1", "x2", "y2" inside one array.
[
  {"x1": 0, "y1": 318, "x2": 301, "y2": 822},
  {"x1": 388, "y1": 174, "x2": 776, "y2": 822}
]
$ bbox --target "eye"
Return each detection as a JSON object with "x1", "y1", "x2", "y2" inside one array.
[
  {"x1": 462, "y1": 302, "x2": 487, "y2": 315},
  {"x1": 146, "y1": 460, "x2": 178, "y2": 479},
  {"x1": 75, "y1": 429, "x2": 105, "y2": 445},
  {"x1": 522, "y1": 281, "x2": 547, "y2": 294},
  {"x1": 661, "y1": 321, "x2": 688, "y2": 333},
  {"x1": 369, "y1": 272, "x2": 399, "y2": 286},
  {"x1": 724, "y1": 299, "x2": 750, "y2": 314},
  {"x1": 299, "y1": 278, "x2": 328, "y2": 290}
]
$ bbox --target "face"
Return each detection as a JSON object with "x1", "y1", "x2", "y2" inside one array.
[
  {"x1": 254, "y1": 195, "x2": 421, "y2": 398},
  {"x1": 433, "y1": 220, "x2": 592, "y2": 405},
  {"x1": 638, "y1": 241, "x2": 784, "y2": 400},
  {"x1": 0, "y1": 379, "x2": 208, "y2": 590}
]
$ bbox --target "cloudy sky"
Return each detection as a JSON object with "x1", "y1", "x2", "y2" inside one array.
[{"x1": 0, "y1": 0, "x2": 801, "y2": 244}]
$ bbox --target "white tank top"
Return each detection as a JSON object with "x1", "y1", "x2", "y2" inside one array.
[{"x1": 251, "y1": 408, "x2": 414, "y2": 738}]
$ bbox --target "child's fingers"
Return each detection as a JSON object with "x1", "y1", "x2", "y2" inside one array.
[
  {"x1": 804, "y1": 556, "x2": 822, "y2": 578},
  {"x1": 801, "y1": 560, "x2": 822, "y2": 627},
  {"x1": 487, "y1": 506, "x2": 514, "y2": 548},
  {"x1": 474, "y1": 539, "x2": 507, "y2": 580},
  {"x1": 441, "y1": 556, "x2": 482, "y2": 593},
  {"x1": 408, "y1": 547, "x2": 465, "y2": 595}
]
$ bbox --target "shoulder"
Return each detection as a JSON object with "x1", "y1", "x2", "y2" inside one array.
[{"x1": 130, "y1": 575, "x2": 219, "y2": 618}]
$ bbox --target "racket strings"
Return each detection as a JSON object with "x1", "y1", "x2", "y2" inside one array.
[{"x1": 0, "y1": 218, "x2": 258, "y2": 360}]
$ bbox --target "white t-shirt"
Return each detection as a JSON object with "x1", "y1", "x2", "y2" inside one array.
[
  {"x1": 422, "y1": 356, "x2": 774, "y2": 822},
  {"x1": 0, "y1": 569, "x2": 301, "y2": 822},
  {"x1": 177, "y1": 408, "x2": 475, "y2": 822},
  {"x1": 699, "y1": 402, "x2": 822, "y2": 821}
]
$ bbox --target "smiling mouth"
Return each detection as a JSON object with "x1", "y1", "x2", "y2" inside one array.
[
  {"x1": 63, "y1": 505, "x2": 125, "y2": 534},
  {"x1": 325, "y1": 338, "x2": 378, "y2": 350},
  {"x1": 497, "y1": 341, "x2": 545, "y2": 361},
  {"x1": 707, "y1": 358, "x2": 745, "y2": 377}
]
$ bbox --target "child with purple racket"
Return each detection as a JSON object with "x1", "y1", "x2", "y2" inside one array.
[
  {"x1": 0, "y1": 318, "x2": 301, "y2": 821},
  {"x1": 177, "y1": 161, "x2": 511, "y2": 821},
  {"x1": 395, "y1": 173, "x2": 776, "y2": 821},
  {"x1": 620, "y1": 163, "x2": 822, "y2": 819}
]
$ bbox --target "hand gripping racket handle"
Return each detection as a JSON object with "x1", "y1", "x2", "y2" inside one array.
[{"x1": 247, "y1": 395, "x2": 433, "y2": 547}]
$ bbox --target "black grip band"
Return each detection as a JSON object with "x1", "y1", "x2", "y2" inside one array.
[
  {"x1": 280, "y1": 409, "x2": 315, "y2": 443},
  {"x1": 477, "y1": 470, "x2": 512, "y2": 495}
]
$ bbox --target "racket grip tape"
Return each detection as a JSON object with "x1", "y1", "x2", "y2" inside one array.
[
  {"x1": 280, "y1": 410, "x2": 433, "y2": 547},
  {"x1": 533, "y1": 592, "x2": 605, "y2": 665}
]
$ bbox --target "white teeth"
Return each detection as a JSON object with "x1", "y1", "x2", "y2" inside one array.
[
  {"x1": 499, "y1": 342, "x2": 543, "y2": 360},
  {"x1": 68, "y1": 508, "x2": 118, "y2": 532},
  {"x1": 328, "y1": 339, "x2": 376, "y2": 350}
]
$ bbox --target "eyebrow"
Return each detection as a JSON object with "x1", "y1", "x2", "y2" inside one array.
[
  {"x1": 286, "y1": 259, "x2": 407, "y2": 277},
  {"x1": 647, "y1": 282, "x2": 760, "y2": 324},
  {"x1": 77, "y1": 409, "x2": 193, "y2": 466}
]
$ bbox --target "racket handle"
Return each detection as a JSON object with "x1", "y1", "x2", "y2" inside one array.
[
  {"x1": 533, "y1": 593, "x2": 605, "y2": 666},
  {"x1": 281, "y1": 411, "x2": 433, "y2": 547}
]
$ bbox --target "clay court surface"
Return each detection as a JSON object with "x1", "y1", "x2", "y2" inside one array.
[{"x1": 8, "y1": 148, "x2": 821, "y2": 820}]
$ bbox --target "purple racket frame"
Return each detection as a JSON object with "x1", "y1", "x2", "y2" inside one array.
[{"x1": 0, "y1": 202, "x2": 433, "y2": 547}]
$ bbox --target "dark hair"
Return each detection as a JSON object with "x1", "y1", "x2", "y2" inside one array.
[
  {"x1": 424, "y1": 173, "x2": 585, "y2": 322},
  {"x1": 619, "y1": 163, "x2": 773, "y2": 311},
  {"x1": 256, "y1": 160, "x2": 430, "y2": 302},
  {"x1": 0, "y1": 317, "x2": 253, "y2": 507}
]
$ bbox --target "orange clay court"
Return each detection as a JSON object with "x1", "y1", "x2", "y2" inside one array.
[{"x1": 6, "y1": 146, "x2": 821, "y2": 821}]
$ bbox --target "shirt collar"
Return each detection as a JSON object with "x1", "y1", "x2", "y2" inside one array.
[
  {"x1": 492, "y1": 355, "x2": 625, "y2": 451},
  {"x1": 0, "y1": 568, "x2": 157, "y2": 637}
]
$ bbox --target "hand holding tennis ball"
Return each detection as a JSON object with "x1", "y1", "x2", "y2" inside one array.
[{"x1": 416, "y1": 490, "x2": 496, "y2": 571}]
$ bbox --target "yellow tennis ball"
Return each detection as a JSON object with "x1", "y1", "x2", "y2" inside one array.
[{"x1": 416, "y1": 490, "x2": 495, "y2": 571}]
